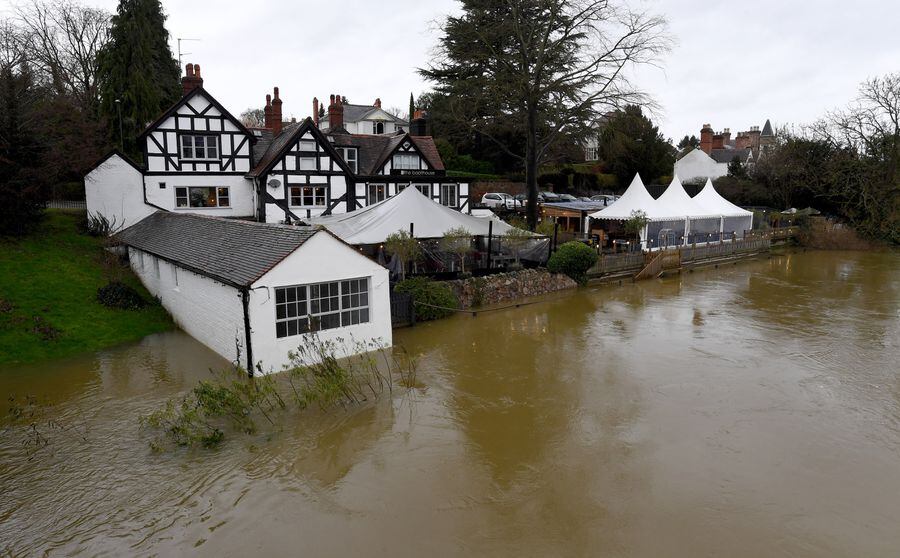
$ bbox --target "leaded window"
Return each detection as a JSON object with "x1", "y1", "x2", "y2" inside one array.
[
  {"x1": 393, "y1": 153, "x2": 420, "y2": 170},
  {"x1": 274, "y1": 277, "x2": 370, "y2": 339},
  {"x1": 367, "y1": 184, "x2": 386, "y2": 205},
  {"x1": 440, "y1": 183, "x2": 458, "y2": 207},
  {"x1": 180, "y1": 134, "x2": 219, "y2": 160},
  {"x1": 289, "y1": 186, "x2": 327, "y2": 207}
]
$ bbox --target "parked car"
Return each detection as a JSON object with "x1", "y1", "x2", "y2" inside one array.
[
  {"x1": 539, "y1": 191, "x2": 560, "y2": 202},
  {"x1": 591, "y1": 194, "x2": 619, "y2": 206},
  {"x1": 515, "y1": 194, "x2": 528, "y2": 205},
  {"x1": 557, "y1": 193, "x2": 578, "y2": 202},
  {"x1": 578, "y1": 196, "x2": 594, "y2": 202},
  {"x1": 481, "y1": 192, "x2": 521, "y2": 209}
]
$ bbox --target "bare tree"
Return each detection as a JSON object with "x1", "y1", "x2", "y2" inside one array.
[
  {"x1": 16, "y1": 0, "x2": 110, "y2": 111},
  {"x1": 422, "y1": 0, "x2": 671, "y2": 228},
  {"x1": 0, "y1": 19, "x2": 31, "y2": 73},
  {"x1": 240, "y1": 107, "x2": 265, "y2": 128}
]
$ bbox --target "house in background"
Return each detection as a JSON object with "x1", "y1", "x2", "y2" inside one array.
[
  {"x1": 116, "y1": 211, "x2": 392, "y2": 374},
  {"x1": 582, "y1": 112, "x2": 615, "y2": 162},
  {"x1": 85, "y1": 63, "x2": 469, "y2": 229},
  {"x1": 315, "y1": 96, "x2": 408, "y2": 135},
  {"x1": 674, "y1": 120, "x2": 775, "y2": 182}
]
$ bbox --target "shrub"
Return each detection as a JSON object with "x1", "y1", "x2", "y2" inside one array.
[
  {"x1": 547, "y1": 241, "x2": 598, "y2": 283},
  {"x1": 78, "y1": 212, "x2": 119, "y2": 237},
  {"x1": 97, "y1": 281, "x2": 146, "y2": 309},
  {"x1": 394, "y1": 277, "x2": 458, "y2": 321}
]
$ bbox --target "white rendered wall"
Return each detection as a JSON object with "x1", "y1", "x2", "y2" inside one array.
[
  {"x1": 674, "y1": 149, "x2": 728, "y2": 182},
  {"x1": 144, "y1": 175, "x2": 256, "y2": 217},
  {"x1": 248, "y1": 232, "x2": 392, "y2": 373},
  {"x1": 84, "y1": 155, "x2": 155, "y2": 231},
  {"x1": 128, "y1": 248, "x2": 246, "y2": 365}
]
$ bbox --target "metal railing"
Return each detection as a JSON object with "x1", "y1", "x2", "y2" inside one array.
[{"x1": 46, "y1": 200, "x2": 86, "y2": 210}]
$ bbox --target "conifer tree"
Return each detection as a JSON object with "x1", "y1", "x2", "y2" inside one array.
[
  {"x1": 409, "y1": 92, "x2": 415, "y2": 122},
  {"x1": 96, "y1": 0, "x2": 181, "y2": 158}
]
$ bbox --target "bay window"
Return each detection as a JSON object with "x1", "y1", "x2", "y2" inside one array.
[{"x1": 175, "y1": 186, "x2": 230, "y2": 208}]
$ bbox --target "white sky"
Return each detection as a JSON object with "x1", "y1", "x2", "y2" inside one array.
[{"x1": 3, "y1": 0, "x2": 898, "y2": 141}]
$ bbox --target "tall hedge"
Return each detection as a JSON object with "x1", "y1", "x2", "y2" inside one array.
[{"x1": 547, "y1": 241, "x2": 598, "y2": 283}]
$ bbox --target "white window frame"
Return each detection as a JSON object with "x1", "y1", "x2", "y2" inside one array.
[
  {"x1": 289, "y1": 185, "x2": 327, "y2": 208},
  {"x1": 274, "y1": 277, "x2": 370, "y2": 339},
  {"x1": 339, "y1": 147, "x2": 358, "y2": 173},
  {"x1": 392, "y1": 153, "x2": 420, "y2": 170},
  {"x1": 440, "y1": 183, "x2": 458, "y2": 207},
  {"x1": 174, "y1": 186, "x2": 230, "y2": 209},
  {"x1": 298, "y1": 156, "x2": 317, "y2": 171},
  {"x1": 367, "y1": 183, "x2": 387, "y2": 205},
  {"x1": 179, "y1": 134, "x2": 219, "y2": 161},
  {"x1": 372, "y1": 121, "x2": 384, "y2": 135}
]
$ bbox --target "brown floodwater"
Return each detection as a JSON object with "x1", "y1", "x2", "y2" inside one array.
[{"x1": 1, "y1": 250, "x2": 899, "y2": 557}]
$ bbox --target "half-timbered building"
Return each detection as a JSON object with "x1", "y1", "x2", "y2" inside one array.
[{"x1": 85, "y1": 63, "x2": 469, "y2": 230}]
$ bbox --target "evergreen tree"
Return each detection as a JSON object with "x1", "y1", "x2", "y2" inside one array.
[
  {"x1": 408, "y1": 92, "x2": 415, "y2": 122},
  {"x1": 96, "y1": 0, "x2": 180, "y2": 158},
  {"x1": 596, "y1": 105, "x2": 674, "y2": 186}
]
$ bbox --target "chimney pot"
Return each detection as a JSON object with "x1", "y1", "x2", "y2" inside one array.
[
  {"x1": 374, "y1": 98, "x2": 381, "y2": 108},
  {"x1": 270, "y1": 87, "x2": 283, "y2": 135},
  {"x1": 313, "y1": 97, "x2": 320, "y2": 127},
  {"x1": 181, "y1": 62, "x2": 203, "y2": 95},
  {"x1": 194, "y1": 64, "x2": 201, "y2": 78}
]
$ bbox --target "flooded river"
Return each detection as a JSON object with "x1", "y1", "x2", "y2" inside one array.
[{"x1": 1, "y1": 250, "x2": 899, "y2": 556}]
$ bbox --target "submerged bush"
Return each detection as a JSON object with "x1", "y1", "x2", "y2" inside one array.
[
  {"x1": 97, "y1": 281, "x2": 146, "y2": 309},
  {"x1": 141, "y1": 336, "x2": 418, "y2": 450},
  {"x1": 547, "y1": 241, "x2": 598, "y2": 283},
  {"x1": 394, "y1": 277, "x2": 458, "y2": 321}
]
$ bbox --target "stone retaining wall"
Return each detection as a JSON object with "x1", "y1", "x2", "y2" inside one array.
[{"x1": 448, "y1": 268, "x2": 577, "y2": 309}]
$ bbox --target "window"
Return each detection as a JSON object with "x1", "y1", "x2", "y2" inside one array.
[
  {"x1": 298, "y1": 140, "x2": 317, "y2": 152},
  {"x1": 299, "y1": 157, "x2": 317, "y2": 170},
  {"x1": 179, "y1": 134, "x2": 218, "y2": 160},
  {"x1": 289, "y1": 185, "x2": 327, "y2": 207},
  {"x1": 175, "y1": 186, "x2": 230, "y2": 208},
  {"x1": 159, "y1": 182, "x2": 166, "y2": 189},
  {"x1": 399, "y1": 183, "x2": 429, "y2": 196},
  {"x1": 440, "y1": 183, "x2": 458, "y2": 207},
  {"x1": 338, "y1": 147, "x2": 358, "y2": 173},
  {"x1": 275, "y1": 277, "x2": 370, "y2": 338},
  {"x1": 372, "y1": 122, "x2": 384, "y2": 135},
  {"x1": 367, "y1": 184, "x2": 386, "y2": 205},
  {"x1": 585, "y1": 147, "x2": 599, "y2": 161},
  {"x1": 393, "y1": 153, "x2": 420, "y2": 170}
]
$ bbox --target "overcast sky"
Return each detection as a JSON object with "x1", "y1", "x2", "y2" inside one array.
[{"x1": 3, "y1": 0, "x2": 898, "y2": 140}]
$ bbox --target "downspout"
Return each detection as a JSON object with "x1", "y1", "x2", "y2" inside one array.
[{"x1": 241, "y1": 287, "x2": 253, "y2": 377}]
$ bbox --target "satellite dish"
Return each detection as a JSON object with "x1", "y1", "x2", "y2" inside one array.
[{"x1": 267, "y1": 179, "x2": 281, "y2": 189}]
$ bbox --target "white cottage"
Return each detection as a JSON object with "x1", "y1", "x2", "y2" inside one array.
[
  {"x1": 85, "y1": 63, "x2": 469, "y2": 229},
  {"x1": 115, "y1": 211, "x2": 392, "y2": 375}
]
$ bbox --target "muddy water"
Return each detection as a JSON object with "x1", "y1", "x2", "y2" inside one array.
[{"x1": 1, "y1": 250, "x2": 898, "y2": 556}]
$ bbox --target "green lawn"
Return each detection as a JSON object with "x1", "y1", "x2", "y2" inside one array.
[{"x1": 0, "y1": 211, "x2": 173, "y2": 365}]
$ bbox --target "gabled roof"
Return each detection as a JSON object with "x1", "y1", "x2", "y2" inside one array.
[
  {"x1": 709, "y1": 148, "x2": 751, "y2": 164},
  {"x1": 115, "y1": 212, "x2": 317, "y2": 287},
  {"x1": 138, "y1": 87, "x2": 254, "y2": 141},
  {"x1": 761, "y1": 119, "x2": 774, "y2": 137},
  {"x1": 320, "y1": 103, "x2": 408, "y2": 125},
  {"x1": 328, "y1": 133, "x2": 445, "y2": 175},
  {"x1": 248, "y1": 118, "x2": 353, "y2": 178},
  {"x1": 85, "y1": 149, "x2": 143, "y2": 175}
]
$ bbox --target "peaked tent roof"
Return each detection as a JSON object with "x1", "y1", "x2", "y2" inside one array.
[
  {"x1": 656, "y1": 176, "x2": 717, "y2": 219},
  {"x1": 693, "y1": 179, "x2": 753, "y2": 217},
  {"x1": 116, "y1": 212, "x2": 318, "y2": 287},
  {"x1": 305, "y1": 186, "x2": 524, "y2": 244},
  {"x1": 590, "y1": 174, "x2": 668, "y2": 221}
]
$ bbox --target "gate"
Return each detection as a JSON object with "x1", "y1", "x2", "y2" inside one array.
[{"x1": 390, "y1": 290, "x2": 415, "y2": 327}]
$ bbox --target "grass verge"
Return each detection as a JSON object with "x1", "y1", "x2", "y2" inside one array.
[{"x1": 0, "y1": 210, "x2": 172, "y2": 365}]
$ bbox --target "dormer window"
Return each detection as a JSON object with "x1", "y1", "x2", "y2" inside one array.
[
  {"x1": 180, "y1": 134, "x2": 218, "y2": 160},
  {"x1": 393, "y1": 153, "x2": 420, "y2": 170},
  {"x1": 372, "y1": 122, "x2": 384, "y2": 135}
]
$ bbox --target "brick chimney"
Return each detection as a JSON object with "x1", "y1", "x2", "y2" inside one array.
[
  {"x1": 747, "y1": 125, "x2": 761, "y2": 154},
  {"x1": 264, "y1": 93, "x2": 272, "y2": 130},
  {"x1": 312, "y1": 97, "x2": 319, "y2": 127},
  {"x1": 735, "y1": 132, "x2": 750, "y2": 150},
  {"x1": 374, "y1": 98, "x2": 381, "y2": 108},
  {"x1": 711, "y1": 132, "x2": 724, "y2": 150},
  {"x1": 699, "y1": 123, "x2": 713, "y2": 154},
  {"x1": 722, "y1": 127, "x2": 731, "y2": 146},
  {"x1": 328, "y1": 93, "x2": 344, "y2": 131},
  {"x1": 182, "y1": 63, "x2": 203, "y2": 95},
  {"x1": 271, "y1": 87, "x2": 283, "y2": 135},
  {"x1": 410, "y1": 109, "x2": 428, "y2": 136}
]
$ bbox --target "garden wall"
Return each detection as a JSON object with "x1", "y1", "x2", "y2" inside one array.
[{"x1": 448, "y1": 268, "x2": 576, "y2": 309}]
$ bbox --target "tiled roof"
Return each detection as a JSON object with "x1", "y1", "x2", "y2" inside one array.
[
  {"x1": 710, "y1": 148, "x2": 751, "y2": 164},
  {"x1": 761, "y1": 119, "x2": 774, "y2": 137},
  {"x1": 116, "y1": 212, "x2": 317, "y2": 287},
  {"x1": 249, "y1": 121, "x2": 303, "y2": 176},
  {"x1": 328, "y1": 133, "x2": 445, "y2": 175}
]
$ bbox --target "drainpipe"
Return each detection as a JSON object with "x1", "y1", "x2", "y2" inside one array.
[{"x1": 240, "y1": 287, "x2": 253, "y2": 377}]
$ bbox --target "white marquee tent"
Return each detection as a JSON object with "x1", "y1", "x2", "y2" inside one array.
[
  {"x1": 305, "y1": 185, "x2": 521, "y2": 245},
  {"x1": 693, "y1": 178, "x2": 754, "y2": 236},
  {"x1": 588, "y1": 173, "x2": 754, "y2": 249}
]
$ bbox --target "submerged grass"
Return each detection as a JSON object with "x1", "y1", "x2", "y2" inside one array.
[
  {"x1": 0, "y1": 211, "x2": 172, "y2": 365},
  {"x1": 141, "y1": 336, "x2": 418, "y2": 451}
]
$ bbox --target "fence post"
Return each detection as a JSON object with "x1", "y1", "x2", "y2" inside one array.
[{"x1": 487, "y1": 220, "x2": 493, "y2": 270}]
